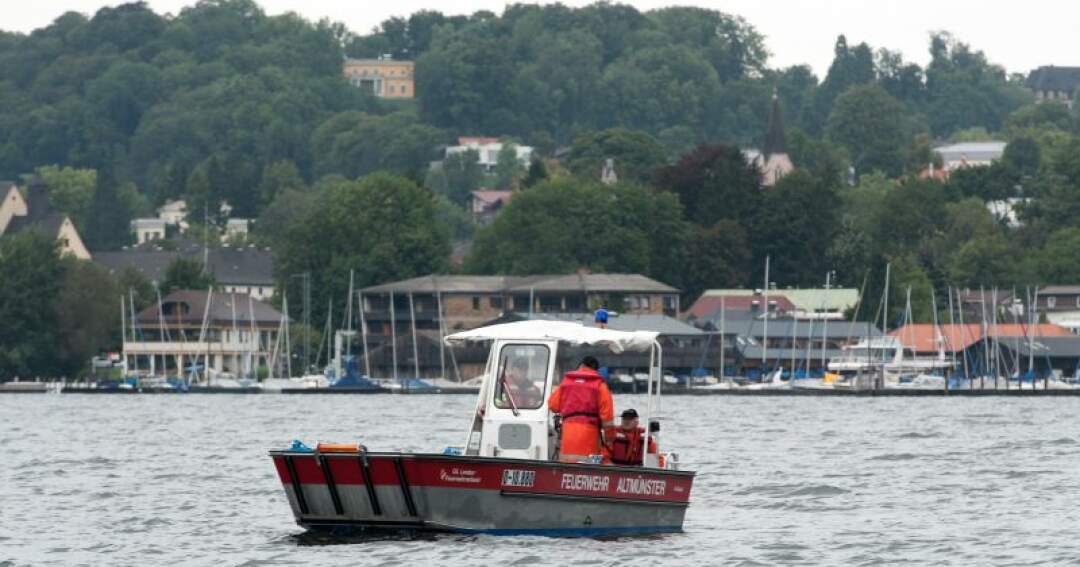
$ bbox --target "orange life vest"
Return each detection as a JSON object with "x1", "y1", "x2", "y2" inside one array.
[
  {"x1": 610, "y1": 427, "x2": 646, "y2": 465},
  {"x1": 556, "y1": 370, "x2": 603, "y2": 425}
]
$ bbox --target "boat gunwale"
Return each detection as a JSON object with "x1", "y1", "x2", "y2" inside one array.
[{"x1": 268, "y1": 450, "x2": 696, "y2": 478}]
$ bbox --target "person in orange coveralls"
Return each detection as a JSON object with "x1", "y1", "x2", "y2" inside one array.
[{"x1": 548, "y1": 356, "x2": 614, "y2": 462}]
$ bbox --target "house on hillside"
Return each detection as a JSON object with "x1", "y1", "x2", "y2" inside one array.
[
  {"x1": 0, "y1": 180, "x2": 91, "y2": 259},
  {"x1": 470, "y1": 189, "x2": 512, "y2": 225},
  {"x1": 124, "y1": 289, "x2": 284, "y2": 380},
  {"x1": 343, "y1": 56, "x2": 415, "y2": 99},
  {"x1": 445, "y1": 137, "x2": 534, "y2": 173},
  {"x1": 1026, "y1": 66, "x2": 1080, "y2": 109},
  {"x1": 933, "y1": 141, "x2": 1007, "y2": 172}
]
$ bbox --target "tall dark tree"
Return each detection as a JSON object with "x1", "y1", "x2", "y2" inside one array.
[
  {"x1": 654, "y1": 144, "x2": 762, "y2": 227},
  {"x1": 0, "y1": 232, "x2": 64, "y2": 379}
]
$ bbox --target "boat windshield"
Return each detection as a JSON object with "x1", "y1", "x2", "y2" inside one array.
[{"x1": 494, "y1": 344, "x2": 549, "y2": 410}]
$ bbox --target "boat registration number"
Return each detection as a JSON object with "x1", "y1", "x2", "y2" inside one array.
[{"x1": 501, "y1": 469, "x2": 536, "y2": 488}]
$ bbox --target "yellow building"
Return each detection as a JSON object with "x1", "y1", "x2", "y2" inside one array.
[{"x1": 342, "y1": 58, "x2": 415, "y2": 99}]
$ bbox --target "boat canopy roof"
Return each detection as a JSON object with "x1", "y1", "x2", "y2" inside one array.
[{"x1": 445, "y1": 321, "x2": 659, "y2": 353}]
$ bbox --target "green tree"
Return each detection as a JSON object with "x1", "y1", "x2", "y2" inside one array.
[
  {"x1": 682, "y1": 220, "x2": 752, "y2": 301},
  {"x1": 311, "y1": 111, "x2": 446, "y2": 180},
  {"x1": 0, "y1": 232, "x2": 64, "y2": 379},
  {"x1": 465, "y1": 177, "x2": 689, "y2": 279},
  {"x1": 1032, "y1": 228, "x2": 1080, "y2": 284},
  {"x1": 494, "y1": 143, "x2": 525, "y2": 189},
  {"x1": 161, "y1": 257, "x2": 214, "y2": 295},
  {"x1": 276, "y1": 172, "x2": 449, "y2": 325},
  {"x1": 82, "y1": 168, "x2": 136, "y2": 251},
  {"x1": 568, "y1": 128, "x2": 667, "y2": 185},
  {"x1": 55, "y1": 259, "x2": 120, "y2": 378},
  {"x1": 426, "y1": 149, "x2": 485, "y2": 205},
  {"x1": 654, "y1": 144, "x2": 761, "y2": 227},
  {"x1": 31, "y1": 165, "x2": 97, "y2": 230},
  {"x1": 826, "y1": 84, "x2": 907, "y2": 176}
]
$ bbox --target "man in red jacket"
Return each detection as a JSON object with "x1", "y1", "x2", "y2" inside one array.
[
  {"x1": 548, "y1": 356, "x2": 614, "y2": 462},
  {"x1": 608, "y1": 408, "x2": 658, "y2": 466}
]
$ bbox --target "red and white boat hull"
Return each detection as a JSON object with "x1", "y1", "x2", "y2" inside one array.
[{"x1": 271, "y1": 451, "x2": 694, "y2": 536}]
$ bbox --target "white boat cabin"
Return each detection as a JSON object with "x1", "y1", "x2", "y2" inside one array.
[{"x1": 446, "y1": 321, "x2": 665, "y2": 466}]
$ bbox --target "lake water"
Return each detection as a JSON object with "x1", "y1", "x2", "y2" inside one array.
[{"x1": 3, "y1": 394, "x2": 1079, "y2": 566}]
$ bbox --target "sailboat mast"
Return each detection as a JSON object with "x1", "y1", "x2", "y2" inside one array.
[
  {"x1": 719, "y1": 296, "x2": 726, "y2": 383},
  {"x1": 435, "y1": 281, "x2": 446, "y2": 381},
  {"x1": 761, "y1": 256, "x2": 770, "y2": 369},
  {"x1": 1029, "y1": 287, "x2": 1036, "y2": 375},
  {"x1": 120, "y1": 295, "x2": 129, "y2": 376},
  {"x1": 957, "y1": 289, "x2": 970, "y2": 385},
  {"x1": 409, "y1": 292, "x2": 420, "y2": 380},
  {"x1": 821, "y1": 271, "x2": 830, "y2": 372},
  {"x1": 390, "y1": 291, "x2": 398, "y2": 383},
  {"x1": 248, "y1": 294, "x2": 256, "y2": 379},
  {"x1": 345, "y1": 270, "x2": 354, "y2": 357},
  {"x1": 284, "y1": 295, "x2": 292, "y2": 378},
  {"x1": 358, "y1": 291, "x2": 371, "y2": 378}
]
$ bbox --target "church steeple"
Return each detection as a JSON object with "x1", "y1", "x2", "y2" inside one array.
[{"x1": 763, "y1": 90, "x2": 786, "y2": 159}]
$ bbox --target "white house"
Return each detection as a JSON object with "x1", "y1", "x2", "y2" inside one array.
[
  {"x1": 131, "y1": 218, "x2": 167, "y2": 244},
  {"x1": 933, "y1": 141, "x2": 1007, "y2": 171},
  {"x1": 445, "y1": 137, "x2": 534, "y2": 173}
]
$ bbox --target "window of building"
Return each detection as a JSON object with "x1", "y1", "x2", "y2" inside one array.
[
  {"x1": 1048, "y1": 296, "x2": 1057, "y2": 309},
  {"x1": 493, "y1": 344, "x2": 549, "y2": 410},
  {"x1": 490, "y1": 296, "x2": 504, "y2": 309},
  {"x1": 472, "y1": 296, "x2": 481, "y2": 310}
]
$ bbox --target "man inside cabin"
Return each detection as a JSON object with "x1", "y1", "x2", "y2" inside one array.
[
  {"x1": 547, "y1": 356, "x2": 614, "y2": 462},
  {"x1": 608, "y1": 408, "x2": 657, "y2": 466},
  {"x1": 498, "y1": 357, "x2": 543, "y2": 409}
]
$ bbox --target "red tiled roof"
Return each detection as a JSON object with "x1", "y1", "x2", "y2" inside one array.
[
  {"x1": 471, "y1": 190, "x2": 512, "y2": 206},
  {"x1": 686, "y1": 295, "x2": 795, "y2": 319},
  {"x1": 890, "y1": 323, "x2": 1071, "y2": 353}
]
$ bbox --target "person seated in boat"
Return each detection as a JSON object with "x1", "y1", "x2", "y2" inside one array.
[
  {"x1": 608, "y1": 408, "x2": 658, "y2": 466},
  {"x1": 547, "y1": 356, "x2": 614, "y2": 463},
  {"x1": 497, "y1": 357, "x2": 543, "y2": 409}
]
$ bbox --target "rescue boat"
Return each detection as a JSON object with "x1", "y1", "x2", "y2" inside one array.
[{"x1": 269, "y1": 321, "x2": 695, "y2": 536}]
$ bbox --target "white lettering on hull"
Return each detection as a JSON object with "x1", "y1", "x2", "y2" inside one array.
[
  {"x1": 615, "y1": 477, "x2": 667, "y2": 496},
  {"x1": 440, "y1": 467, "x2": 482, "y2": 484},
  {"x1": 560, "y1": 473, "x2": 611, "y2": 492}
]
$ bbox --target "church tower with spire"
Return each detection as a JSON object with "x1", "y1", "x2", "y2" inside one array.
[{"x1": 758, "y1": 92, "x2": 794, "y2": 187}]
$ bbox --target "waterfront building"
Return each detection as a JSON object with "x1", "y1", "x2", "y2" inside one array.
[
  {"x1": 695, "y1": 311, "x2": 882, "y2": 378},
  {"x1": 342, "y1": 57, "x2": 414, "y2": 98},
  {"x1": 0, "y1": 180, "x2": 91, "y2": 259},
  {"x1": 95, "y1": 240, "x2": 276, "y2": 300},
  {"x1": 1031, "y1": 286, "x2": 1080, "y2": 334},
  {"x1": 687, "y1": 287, "x2": 858, "y2": 323},
  {"x1": 357, "y1": 274, "x2": 680, "y2": 379},
  {"x1": 123, "y1": 290, "x2": 283, "y2": 379}
]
